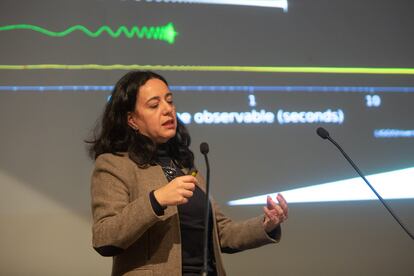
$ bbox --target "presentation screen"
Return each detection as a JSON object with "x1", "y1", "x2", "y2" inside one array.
[{"x1": 1, "y1": 0, "x2": 413, "y2": 275}]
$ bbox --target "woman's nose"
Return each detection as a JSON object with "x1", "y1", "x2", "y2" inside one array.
[{"x1": 161, "y1": 101, "x2": 174, "y2": 114}]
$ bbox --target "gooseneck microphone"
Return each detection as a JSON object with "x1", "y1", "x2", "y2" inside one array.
[
  {"x1": 200, "y1": 142, "x2": 211, "y2": 276},
  {"x1": 316, "y1": 127, "x2": 413, "y2": 240}
]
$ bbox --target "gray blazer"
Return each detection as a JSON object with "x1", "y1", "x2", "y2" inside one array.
[{"x1": 91, "y1": 153, "x2": 281, "y2": 276}]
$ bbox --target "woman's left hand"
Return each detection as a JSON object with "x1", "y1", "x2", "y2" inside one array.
[{"x1": 263, "y1": 193, "x2": 289, "y2": 233}]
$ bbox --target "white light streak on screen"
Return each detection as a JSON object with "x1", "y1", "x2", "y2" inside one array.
[
  {"x1": 228, "y1": 167, "x2": 414, "y2": 205},
  {"x1": 142, "y1": 0, "x2": 289, "y2": 11}
]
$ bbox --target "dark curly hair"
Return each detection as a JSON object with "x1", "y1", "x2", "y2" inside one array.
[{"x1": 86, "y1": 70, "x2": 194, "y2": 169}]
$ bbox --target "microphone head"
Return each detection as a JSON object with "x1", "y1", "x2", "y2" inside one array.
[
  {"x1": 316, "y1": 127, "x2": 330, "y2": 139},
  {"x1": 200, "y1": 142, "x2": 209, "y2": 155}
]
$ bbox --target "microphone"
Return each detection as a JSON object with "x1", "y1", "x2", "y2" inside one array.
[
  {"x1": 200, "y1": 142, "x2": 209, "y2": 155},
  {"x1": 316, "y1": 127, "x2": 330, "y2": 139},
  {"x1": 200, "y1": 142, "x2": 211, "y2": 276},
  {"x1": 316, "y1": 127, "x2": 413, "y2": 240}
]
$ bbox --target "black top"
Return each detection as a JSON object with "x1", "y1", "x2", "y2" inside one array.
[{"x1": 150, "y1": 145, "x2": 217, "y2": 275}]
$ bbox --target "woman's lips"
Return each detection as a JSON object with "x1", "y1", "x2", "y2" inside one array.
[{"x1": 162, "y1": 119, "x2": 175, "y2": 129}]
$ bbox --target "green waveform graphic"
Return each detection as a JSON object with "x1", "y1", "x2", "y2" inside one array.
[{"x1": 0, "y1": 23, "x2": 178, "y2": 44}]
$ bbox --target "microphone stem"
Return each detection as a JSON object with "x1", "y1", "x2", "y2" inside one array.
[
  {"x1": 328, "y1": 137, "x2": 414, "y2": 240},
  {"x1": 202, "y1": 153, "x2": 211, "y2": 275}
]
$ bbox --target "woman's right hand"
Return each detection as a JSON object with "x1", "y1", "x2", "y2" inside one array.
[{"x1": 153, "y1": 175, "x2": 197, "y2": 206}]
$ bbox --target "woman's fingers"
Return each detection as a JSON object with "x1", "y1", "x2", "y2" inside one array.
[{"x1": 276, "y1": 193, "x2": 289, "y2": 218}]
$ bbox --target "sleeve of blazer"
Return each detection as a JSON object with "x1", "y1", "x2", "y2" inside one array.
[
  {"x1": 91, "y1": 153, "x2": 171, "y2": 256},
  {"x1": 213, "y1": 200, "x2": 281, "y2": 254}
]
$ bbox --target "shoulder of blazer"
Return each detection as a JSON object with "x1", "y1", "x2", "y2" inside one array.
[
  {"x1": 94, "y1": 152, "x2": 138, "y2": 182},
  {"x1": 95, "y1": 152, "x2": 137, "y2": 169}
]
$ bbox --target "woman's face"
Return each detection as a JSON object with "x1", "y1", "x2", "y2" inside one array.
[{"x1": 127, "y1": 78, "x2": 177, "y2": 144}]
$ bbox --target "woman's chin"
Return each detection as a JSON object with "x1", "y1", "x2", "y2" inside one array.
[{"x1": 156, "y1": 131, "x2": 176, "y2": 144}]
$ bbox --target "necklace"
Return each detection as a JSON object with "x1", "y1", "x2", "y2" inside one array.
[{"x1": 161, "y1": 159, "x2": 178, "y2": 182}]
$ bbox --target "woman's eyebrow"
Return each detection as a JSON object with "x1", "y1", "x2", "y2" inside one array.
[{"x1": 145, "y1": 96, "x2": 160, "y2": 103}]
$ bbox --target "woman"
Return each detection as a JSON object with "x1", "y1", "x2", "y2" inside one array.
[{"x1": 88, "y1": 71, "x2": 288, "y2": 276}]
